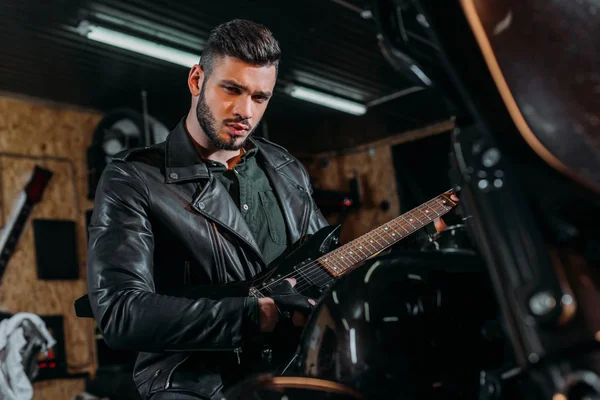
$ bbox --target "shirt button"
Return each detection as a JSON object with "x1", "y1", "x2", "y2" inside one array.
[
  {"x1": 198, "y1": 201, "x2": 205, "y2": 210},
  {"x1": 242, "y1": 204, "x2": 249, "y2": 211},
  {"x1": 169, "y1": 172, "x2": 178, "y2": 180}
]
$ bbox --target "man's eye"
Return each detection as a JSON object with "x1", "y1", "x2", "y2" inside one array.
[
  {"x1": 224, "y1": 86, "x2": 240, "y2": 94},
  {"x1": 254, "y1": 96, "x2": 269, "y2": 103}
]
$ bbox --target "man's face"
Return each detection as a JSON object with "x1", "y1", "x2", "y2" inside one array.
[{"x1": 196, "y1": 56, "x2": 276, "y2": 150}]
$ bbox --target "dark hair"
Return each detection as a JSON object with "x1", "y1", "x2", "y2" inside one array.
[{"x1": 200, "y1": 19, "x2": 281, "y2": 77}]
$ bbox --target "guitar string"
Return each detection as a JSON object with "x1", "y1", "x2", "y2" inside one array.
[
  {"x1": 256, "y1": 196, "x2": 453, "y2": 296},
  {"x1": 259, "y1": 196, "x2": 452, "y2": 295}
]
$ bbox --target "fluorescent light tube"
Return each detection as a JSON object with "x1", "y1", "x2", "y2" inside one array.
[
  {"x1": 77, "y1": 20, "x2": 200, "y2": 68},
  {"x1": 287, "y1": 85, "x2": 367, "y2": 116}
]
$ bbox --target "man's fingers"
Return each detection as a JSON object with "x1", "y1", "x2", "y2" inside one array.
[
  {"x1": 284, "y1": 278, "x2": 297, "y2": 288},
  {"x1": 450, "y1": 194, "x2": 459, "y2": 202},
  {"x1": 433, "y1": 217, "x2": 448, "y2": 233}
]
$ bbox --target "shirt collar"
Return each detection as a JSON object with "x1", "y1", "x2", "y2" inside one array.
[{"x1": 165, "y1": 118, "x2": 261, "y2": 182}]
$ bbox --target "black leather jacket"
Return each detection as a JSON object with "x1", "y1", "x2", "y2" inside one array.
[{"x1": 86, "y1": 120, "x2": 328, "y2": 399}]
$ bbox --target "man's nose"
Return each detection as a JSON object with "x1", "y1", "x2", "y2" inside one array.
[{"x1": 233, "y1": 96, "x2": 252, "y2": 121}]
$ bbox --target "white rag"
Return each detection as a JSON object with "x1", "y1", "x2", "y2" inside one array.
[{"x1": 0, "y1": 313, "x2": 56, "y2": 400}]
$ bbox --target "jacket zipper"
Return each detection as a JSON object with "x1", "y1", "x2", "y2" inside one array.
[
  {"x1": 185, "y1": 179, "x2": 248, "y2": 364},
  {"x1": 211, "y1": 222, "x2": 226, "y2": 283},
  {"x1": 164, "y1": 355, "x2": 191, "y2": 389},
  {"x1": 183, "y1": 261, "x2": 191, "y2": 285}
]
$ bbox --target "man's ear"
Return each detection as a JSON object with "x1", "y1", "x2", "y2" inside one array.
[{"x1": 188, "y1": 64, "x2": 204, "y2": 96}]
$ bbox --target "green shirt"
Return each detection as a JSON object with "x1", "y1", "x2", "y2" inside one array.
[{"x1": 205, "y1": 144, "x2": 288, "y2": 265}]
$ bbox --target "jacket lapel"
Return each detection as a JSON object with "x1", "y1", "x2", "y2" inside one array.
[
  {"x1": 260, "y1": 155, "x2": 310, "y2": 244},
  {"x1": 189, "y1": 177, "x2": 264, "y2": 264}
]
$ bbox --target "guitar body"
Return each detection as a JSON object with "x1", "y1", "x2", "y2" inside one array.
[
  {"x1": 175, "y1": 224, "x2": 342, "y2": 302},
  {"x1": 170, "y1": 225, "x2": 342, "y2": 372}
]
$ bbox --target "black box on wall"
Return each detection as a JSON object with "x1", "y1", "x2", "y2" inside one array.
[{"x1": 33, "y1": 219, "x2": 79, "y2": 280}]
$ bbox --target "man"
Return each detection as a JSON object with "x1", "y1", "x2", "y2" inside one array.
[
  {"x1": 87, "y1": 19, "x2": 327, "y2": 400},
  {"x1": 87, "y1": 18, "x2": 456, "y2": 400}
]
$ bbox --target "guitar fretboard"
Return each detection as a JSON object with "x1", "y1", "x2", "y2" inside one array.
[{"x1": 318, "y1": 191, "x2": 456, "y2": 277}]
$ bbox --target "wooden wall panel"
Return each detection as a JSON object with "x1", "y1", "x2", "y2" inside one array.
[
  {"x1": 30, "y1": 380, "x2": 85, "y2": 400},
  {"x1": 304, "y1": 145, "x2": 400, "y2": 244},
  {"x1": 0, "y1": 96, "x2": 102, "y2": 399}
]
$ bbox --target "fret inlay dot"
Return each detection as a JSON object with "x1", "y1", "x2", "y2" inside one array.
[
  {"x1": 392, "y1": 234, "x2": 395, "y2": 236},
  {"x1": 410, "y1": 219, "x2": 413, "y2": 222}
]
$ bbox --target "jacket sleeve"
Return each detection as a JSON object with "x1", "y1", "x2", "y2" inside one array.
[{"x1": 86, "y1": 161, "x2": 253, "y2": 352}]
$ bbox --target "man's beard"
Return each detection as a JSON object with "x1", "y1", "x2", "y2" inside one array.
[{"x1": 196, "y1": 83, "x2": 255, "y2": 151}]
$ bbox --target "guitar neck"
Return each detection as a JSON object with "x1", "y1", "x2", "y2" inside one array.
[
  {"x1": 318, "y1": 190, "x2": 457, "y2": 277},
  {"x1": 0, "y1": 166, "x2": 53, "y2": 283}
]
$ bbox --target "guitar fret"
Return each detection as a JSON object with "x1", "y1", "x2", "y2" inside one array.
[
  {"x1": 401, "y1": 215, "x2": 418, "y2": 230},
  {"x1": 413, "y1": 210, "x2": 429, "y2": 225},
  {"x1": 421, "y1": 203, "x2": 440, "y2": 218},
  {"x1": 334, "y1": 248, "x2": 354, "y2": 269},
  {"x1": 411, "y1": 211, "x2": 429, "y2": 226},
  {"x1": 361, "y1": 237, "x2": 378, "y2": 255},
  {"x1": 342, "y1": 246, "x2": 360, "y2": 264},
  {"x1": 385, "y1": 223, "x2": 402, "y2": 239},
  {"x1": 353, "y1": 239, "x2": 370, "y2": 258},
  {"x1": 430, "y1": 204, "x2": 446, "y2": 215},
  {"x1": 390, "y1": 219, "x2": 410, "y2": 235},
  {"x1": 416, "y1": 208, "x2": 433, "y2": 222},
  {"x1": 350, "y1": 241, "x2": 368, "y2": 260},
  {"x1": 433, "y1": 198, "x2": 452, "y2": 212},
  {"x1": 332, "y1": 254, "x2": 351, "y2": 271},
  {"x1": 371, "y1": 229, "x2": 390, "y2": 246},
  {"x1": 379, "y1": 225, "x2": 396, "y2": 241},
  {"x1": 324, "y1": 257, "x2": 344, "y2": 275},
  {"x1": 320, "y1": 256, "x2": 341, "y2": 276},
  {"x1": 407, "y1": 212, "x2": 424, "y2": 225},
  {"x1": 363, "y1": 233, "x2": 381, "y2": 252}
]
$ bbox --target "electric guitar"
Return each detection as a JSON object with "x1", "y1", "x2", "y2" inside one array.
[
  {"x1": 178, "y1": 189, "x2": 458, "y2": 300},
  {"x1": 0, "y1": 166, "x2": 53, "y2": 283}
]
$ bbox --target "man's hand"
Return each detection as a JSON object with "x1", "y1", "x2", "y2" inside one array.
[
  {"x1": 433, "y1": 193, "x2": 460, "y2": 233},
  {"x1": 258, "y1": 278, "x2": 315, "y2": 333}
]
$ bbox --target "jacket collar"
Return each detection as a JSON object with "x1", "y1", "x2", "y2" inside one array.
[
  {"x1": 165, "y1": 118, "x2": 210, "y2": 183},
  {"x1": 165, "y1": 117, "x2": 293, "y2": 183}
]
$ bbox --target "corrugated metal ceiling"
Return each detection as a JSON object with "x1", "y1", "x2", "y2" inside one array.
[{"x1": 0, "y1": 0, "x2": 453, "y2": 152}]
